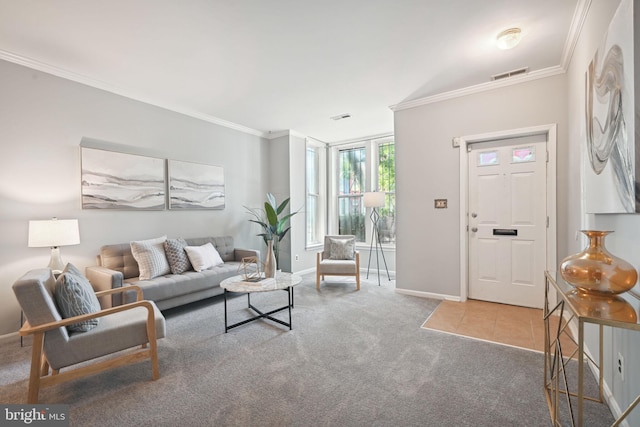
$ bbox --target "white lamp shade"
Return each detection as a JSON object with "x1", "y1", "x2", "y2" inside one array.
[
  {"x1": 363, "y1": 192, "x2": 386, "y2": 208},
  {"x1": 28, "y1": 219, "x2": 80, "y2": 248}
]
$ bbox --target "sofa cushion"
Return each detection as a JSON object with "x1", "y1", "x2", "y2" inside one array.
[
  {"x1": 122, "y1": 263, "x2": 240, "y2": 304},
  {"x1": 54, "y1": 263, "x2": 101, "y2": 332},
  {"x1": 130, "y1": 236, "x2": 171, "y2": 280},
  {"x1": 164, "y1": 237, "x2": 192, "y2": 274},
  {"x1": 184, "y1": 243, "x2": 224, "y2": 272}
]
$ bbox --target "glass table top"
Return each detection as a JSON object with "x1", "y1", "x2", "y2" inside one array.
[{"x1": 546, "y1": 271, "x2": 640, "y2": 328}]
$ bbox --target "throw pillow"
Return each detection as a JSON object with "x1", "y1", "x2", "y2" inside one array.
[
  {"x1": 164, "y1": 237, "x2": 192, "y2": 274},
  {"x1": 54, "y1": 264, "x2": 101, "y2": 332},
  {"x1": 130, "y1": 236, "x2": 171, "y2": 280},
  {"x1": 329, "y1": 238, "x2": 355, "y2": 260},
  {"x1": 184, "y1": 243, "x2": 224, "y2": 272}
]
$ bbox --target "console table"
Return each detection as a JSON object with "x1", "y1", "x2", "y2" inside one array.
[{"x1": 544, "y1": 271, "x2": 640, "y2": 426}]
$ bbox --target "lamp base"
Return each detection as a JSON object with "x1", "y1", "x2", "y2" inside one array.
[{"x1": 47, "y1": 247, "x2": 65, "y2": 274}]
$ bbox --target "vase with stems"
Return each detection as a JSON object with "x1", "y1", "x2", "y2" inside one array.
[{"x1": 560, "y1": 230, "x2": 637, "y2": 295}]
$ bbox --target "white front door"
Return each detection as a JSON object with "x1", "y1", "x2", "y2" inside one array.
[{"x1": 468, "y1": 134, "x2": 547, "y2": 308}]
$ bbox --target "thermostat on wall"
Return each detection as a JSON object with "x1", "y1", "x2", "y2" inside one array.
[{"x1": 434, "y1": 199, "x2": 447, "y2": 209}]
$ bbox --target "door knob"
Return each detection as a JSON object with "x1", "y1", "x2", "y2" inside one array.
[
  {"x1": 471, "y1": 227, "x2": 478, "y2": 232},
  {"x1": 471, "y1": 212, "x2": 478, "y2": 218}
]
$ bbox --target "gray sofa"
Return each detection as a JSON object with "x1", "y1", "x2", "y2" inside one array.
[{"x1": 86, "y1": 236, "x2": 259, "y2": 310}]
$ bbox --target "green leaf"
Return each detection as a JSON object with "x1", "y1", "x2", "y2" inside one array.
[
  {"x1": 266, "y1": 193, "x2": 277, "y2": 209},
  {"x1": 276, "y1": 197, "x2": 290, "y2": 215},
  {"x1": 265, "y1": 202, "x2": 278, "y2": 226}
]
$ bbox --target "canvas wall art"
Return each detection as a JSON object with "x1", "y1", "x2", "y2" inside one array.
[
  {"x1": 168, "y1": 160, "x2": 225, "y2": 209},
  {"x1": 584, "y1": 0, "x2": 637, "y2": 213},
  {"x1": 81, "y1": 147, "x2": 166, "y2": 210}
]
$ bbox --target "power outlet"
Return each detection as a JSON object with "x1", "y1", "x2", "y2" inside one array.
[
  {"x1": 295, "y1": 254, "x2": 299, "y2": 261},
  {"x1": 618, "y1": 352, "x2": 624, "y2": 381}
]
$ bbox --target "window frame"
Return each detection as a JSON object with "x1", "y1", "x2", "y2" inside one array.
[
  {"x1": 305, "y1": 139, "x2": 326, "y2": 249},
  {"x1": 329, "y1": 136, "x2": 395, "y2": 248}
]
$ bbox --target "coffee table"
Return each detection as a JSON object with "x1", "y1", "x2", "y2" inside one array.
[{"x1": 220, "y1": 272, "x2": 302, "y2": 332}]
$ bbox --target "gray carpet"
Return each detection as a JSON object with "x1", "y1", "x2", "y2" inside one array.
[{"x1": 0, "y1": 274, "x2": 614, "y2": 426}]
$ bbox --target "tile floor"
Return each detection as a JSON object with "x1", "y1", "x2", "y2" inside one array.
[{"x1": 422, "y1": 299, "x2": 577, "y2": 354}]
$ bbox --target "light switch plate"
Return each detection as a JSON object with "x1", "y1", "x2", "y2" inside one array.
[{"x1": 435, "y1": 199, "x2": 447, "y2": 209}]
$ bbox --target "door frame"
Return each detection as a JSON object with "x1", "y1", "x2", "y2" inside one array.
[{"x1": 456, "y1": 124, "x2": 557, "y2": 302}]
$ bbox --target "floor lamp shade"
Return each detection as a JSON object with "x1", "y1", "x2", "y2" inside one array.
[
  {"x1": 28, "y1": 218, "x2": 80, "y2": 272},
  {"x1": 364, "y1": 192, "x2": 385, "y2": 208}
]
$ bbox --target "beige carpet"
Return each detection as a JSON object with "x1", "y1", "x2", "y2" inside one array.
[{"x1": 422, "y1": 299, "x2": 577, "y2": 354}]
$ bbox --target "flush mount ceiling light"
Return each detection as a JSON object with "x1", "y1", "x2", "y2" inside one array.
[{"x1": 496, "y1": 28, "x2": 522, "y2": 50}]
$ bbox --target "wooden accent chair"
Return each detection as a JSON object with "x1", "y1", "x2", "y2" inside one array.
[
  {"x1": 316, "y1": 235, "x2": 360, "y2": 290},
  {"x1": 12, "y1": 269, "x2": 166, "y2": 403}
]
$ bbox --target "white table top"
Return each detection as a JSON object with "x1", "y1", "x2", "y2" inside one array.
[{"x1": 220, "y1": 272, "x2": 302, "y2": 293}]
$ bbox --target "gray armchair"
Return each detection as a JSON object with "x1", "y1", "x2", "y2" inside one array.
[
  {"x1": 12, "y1": 268, "x2": 166, "y2": 403},
  {"x1": 316, "y1": 235, "x2": 360, "y2": 290}
]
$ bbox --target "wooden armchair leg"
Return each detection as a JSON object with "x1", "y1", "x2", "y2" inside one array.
[
  {"x1": 27, "y1": 333, "x2": 44, "y2": 404},
  {"x1": 316, "y1": 270, "x2": 321, "y2": 289},
  {"x1": 40, "y1": 358, "x2": 50, "y2": 377},
  {"x1": 146, "y1": 317, "x2": 160, "y2": 381}
]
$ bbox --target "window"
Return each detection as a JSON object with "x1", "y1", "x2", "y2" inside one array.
[
  {"x1": 337, "y1": 147, "x2": 366, "y2": 241},
  {"x1": 376, "y1": 140, "x2": 396, "y2": 245},
  {"x1": 331, "y1": 137, "x2": 396, "y2": 246},
  {"x1": 306, "y1": 141, "x2": 326, "y2": 247}
]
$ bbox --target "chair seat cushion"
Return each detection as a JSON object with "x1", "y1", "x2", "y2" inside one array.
[
  {"x1": 45, "y1": 302, "x2": 166, "y2": 370},
  {"x1": 319, "y1": 259, "x2": 358, "y2": 275}
]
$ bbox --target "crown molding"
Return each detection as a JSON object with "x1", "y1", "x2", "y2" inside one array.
[
  {"x1": 560, "y1": 0, "x2": 592, "y2": 70},
  {"x1": 0, "y1": 49, "x2": 267, "y2": 138},
  {"x1": 389, "y1": 65, "x2": 565, "y2": 112},
  {"x1": 265, "y1": 129, "x2": 308, "y2": 140}
]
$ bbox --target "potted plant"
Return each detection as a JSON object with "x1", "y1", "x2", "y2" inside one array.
[{"x1": 245, "y1": 193, "x2": 298, "y2": 274}]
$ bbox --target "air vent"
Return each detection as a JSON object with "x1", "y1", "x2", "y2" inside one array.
[
  {"x1": 491, "y1": 67, "x2": 529, "y2": 81},
  {"x1": 330, "y1": 113, "x2": 352, "y2": 121}
]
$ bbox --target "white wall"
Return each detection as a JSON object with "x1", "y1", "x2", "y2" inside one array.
[
  {"x1": 566, "y1": 0, "x2": 640, "y2": 423},
  {"x1": 394, "y1": 74, "x2": 568, "y2": 298},
  {"x1": 0, "y1": 59, "x2": 270, "y2": 337}
]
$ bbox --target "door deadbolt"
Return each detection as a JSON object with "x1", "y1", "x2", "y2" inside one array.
[{"x1": 471, "y1": 212, "x2": 478, "y2": 218}]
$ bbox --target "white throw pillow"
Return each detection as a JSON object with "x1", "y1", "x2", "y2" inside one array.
[
  {"x1": 329, "y1": 238, "x2": 355, "y2": 260},
  {"x1": 184, "y1": 243, "x2": 224, "y2": 272},
  {"x1": 130, "y1": 236, "x2": 171, "y2": 280}
]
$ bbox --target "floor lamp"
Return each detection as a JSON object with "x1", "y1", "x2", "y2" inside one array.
[{"x1": 364, "y1": 192, "x2": 390, "y2": 286}]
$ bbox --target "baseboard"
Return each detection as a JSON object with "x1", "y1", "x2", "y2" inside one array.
[
  {"x1": 394, "y1": 288, "x2": 460, "y2": 301},
  {"x1": 293, "y1": 267, "x2": 316, "y2": 275},
  {"x1": 0, "y1": 331, "x2": 19, "y2": 345}
]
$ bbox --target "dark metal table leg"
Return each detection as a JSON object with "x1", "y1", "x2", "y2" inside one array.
[
  {"x1": 224, "y1": 289, "x2": 228, "y2": 333},
  {"x1": 288, "y1": 287, "x2": 292, "y2": 330}
]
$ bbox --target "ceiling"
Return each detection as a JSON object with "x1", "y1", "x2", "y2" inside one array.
[{"x1": 0, "y1": 0, "x2": 582, "y2": 143}]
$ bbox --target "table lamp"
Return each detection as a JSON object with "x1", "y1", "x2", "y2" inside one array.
[{"x1": 28, "y1": 218, "x2": 80, "y2": 274}]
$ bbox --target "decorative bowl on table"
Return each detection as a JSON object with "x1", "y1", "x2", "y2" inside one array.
[{"x1": 560, "y1": 230, "x2": 637, "y2": 295}]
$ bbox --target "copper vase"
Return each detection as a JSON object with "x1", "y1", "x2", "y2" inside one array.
[{"x1": 560, "y1": 230, "x2": 637, "y2": 295}]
